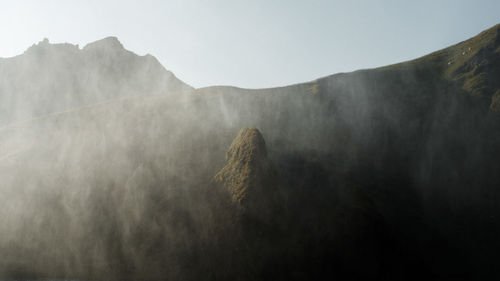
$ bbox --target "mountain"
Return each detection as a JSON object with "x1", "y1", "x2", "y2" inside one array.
[
  {"x1": 0, "y1": 37, "x2": 192, "y2": 125},
  {"x1": 0, "y1": 24, "x2": 500, "y2": 280}
]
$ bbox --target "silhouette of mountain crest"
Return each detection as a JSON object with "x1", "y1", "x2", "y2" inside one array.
[
  {"x1": 0, "y1": 36, "x2": 193, "y2": 125},
  {"x1": 83, "y1": 36, "x2": 124, "y2": 51}
]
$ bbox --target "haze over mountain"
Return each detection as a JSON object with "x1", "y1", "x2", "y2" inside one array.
[
  {"x1": 0, "y1": 37, "x2": 191, "y2": 125},
  {"x1": 0, "y1": 23, "x2": 499, "y2": 281}
]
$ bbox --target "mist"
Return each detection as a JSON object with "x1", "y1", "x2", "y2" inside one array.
[{"x1": 0, "y1": 23, "x2": 500, "y2": 281}]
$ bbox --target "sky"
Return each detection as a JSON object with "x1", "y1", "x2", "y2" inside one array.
[{"x1": 0, "y1": 0, "x2": 499, "y2": 89}]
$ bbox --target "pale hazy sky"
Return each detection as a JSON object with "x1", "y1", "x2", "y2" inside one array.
[{"x1": 1, "y1": 0, "x2": 499, "y2": 88}]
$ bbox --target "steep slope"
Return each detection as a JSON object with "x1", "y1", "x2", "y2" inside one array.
[
  {"x1": 191, "y1": 22, "x2": 500, "y2": 278},
  {"x1": 0, "y1": 37, "x2": 192, "y2": 125}
]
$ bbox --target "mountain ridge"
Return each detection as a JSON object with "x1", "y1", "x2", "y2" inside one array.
[
  {"x1": 1, "y1": 23, "x2": 498, "y2": 126},
  {"x1": 0, "y1": 36, "x2": 193, "y2": 125}
]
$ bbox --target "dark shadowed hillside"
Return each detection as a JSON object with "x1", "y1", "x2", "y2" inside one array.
[{"x1": 0, "y1": 24, "x2": 500, "y2": 281}]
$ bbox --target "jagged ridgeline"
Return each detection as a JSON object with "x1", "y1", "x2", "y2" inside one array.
[
  {"x1": 0, "y1": 37, "x2": 192, "y2": 125},
  {"x1": 0, "y1": 24, "x2": 499, "y2": 281}
]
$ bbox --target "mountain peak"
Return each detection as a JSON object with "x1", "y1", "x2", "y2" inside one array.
[
  {"x1": 225, "y1": 127, "x2": 267, "y2": 165},
  {"x1": 83, "y1": 36, "x2": 124, "y2": 51}
]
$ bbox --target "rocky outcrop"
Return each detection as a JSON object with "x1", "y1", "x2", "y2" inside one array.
[{"x1": 214, "y1": 128, "x2": 277, "y2": 219}]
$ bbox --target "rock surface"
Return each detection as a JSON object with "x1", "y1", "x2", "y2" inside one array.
[{"x1": 214, "y1": 128, "x2": 277, "y2": 219}]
